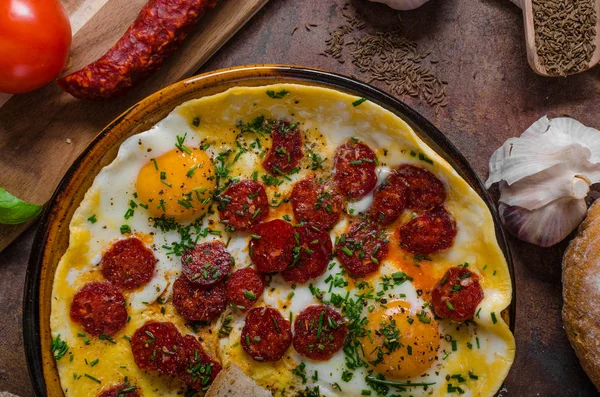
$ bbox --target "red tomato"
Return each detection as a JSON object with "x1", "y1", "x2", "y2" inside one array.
[{"x1": 0, "y1": 0, "x2": 71, "y2": 94}]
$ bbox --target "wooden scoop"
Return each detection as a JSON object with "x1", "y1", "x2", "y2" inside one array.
[{"x1": 517, "y1": 0, "x2": 600, "y2": 76}]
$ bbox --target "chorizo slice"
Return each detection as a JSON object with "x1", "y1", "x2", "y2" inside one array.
[
  {"x1": 178, "y1": 335, "x2": 222, "y2": 391},
  {"x1": 130, "y1": 321, "x2": 187, "y2": 376},
  {"x1": 335, "y1": 221, "x2": 389, "y2": 278},
  {"x1": 241, "y1": 307, "x2": 292, "y2": 362},
  {"x1": 217, "y1": 180, "x2": 269, "y2": 231},
  {"x1": 291, "y1": 176, "x2": 344, "y2": 230},
  {"x1": 249, "y1": 219, "x2": 296, "y2": 273},
  {"x1": 181, "y1": 241, "x2": 233, "y2": 287},
  {"x1": 395, "y1": 164, "x2": 446, "y2": 211},
  {"x1": 368, "y1": 172, "x2": 408, "y2": 225},
  {"x1": 333, "y1": 140, "x2": 378, "y2": 200},
  {"x1": 70, "y1": 281, "x2": 128, "y2": 337},
  {"x1": 100, "y1": 237, "x2": 157, "y2": 290},
  {"x1": 282, "y1": 224, "x2": 332, "y2": 284},
  {"x1": 431, "y1": 267, "x2": 484, "y2": 322},
  {"x1": 225, "y1": 268, "x2": 265, "y2": 311},
  {"x1": 172, "y1": 275, "x2": 227, "y2": 322},
  {"x1": 58, "y1": 0, "x2": 218, "y2": 100},
  {"x1": 292, "y1": 305, "x2": 347, "y2": 360},
  {"x1": 262, "y1": 121, "x2": 303, "y2": 175},
  {"x1": 398, "y1": 206, "x2": 457, "y2": 255}
]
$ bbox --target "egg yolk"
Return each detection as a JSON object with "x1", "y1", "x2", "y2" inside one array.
[
  {"x1": 361, "y1": 300, "x2": 440, "y2": 379},
  {"x1": 136, "y1": 148, "x2": 215, "y2": 222}
]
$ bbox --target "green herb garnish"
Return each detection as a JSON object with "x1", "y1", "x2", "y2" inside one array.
[
  {"x1": 0, "y1": 187, "x2": 42, "y2": 225},
  {"x1": 352, "y1": 97, "x2": 367, "y2": 107},
  {"x1": 266, "y1": 89, "x2": 289, "y2": 99}
]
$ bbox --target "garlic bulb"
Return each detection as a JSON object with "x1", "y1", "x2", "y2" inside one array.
[
  {"x1": 486, "y1": 116, "x2": 600, "y2": 247},
  {"x1": 369, "y1": 0, "x2": 430, "y2": 11}
]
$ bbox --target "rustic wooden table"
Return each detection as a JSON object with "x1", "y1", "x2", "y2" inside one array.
[{"x1": 1, "y1": 0, "x2": 599, "y2": 395}]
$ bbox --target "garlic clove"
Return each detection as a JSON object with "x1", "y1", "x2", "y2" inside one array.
[
  {"x1": 545, "y1": 118, "x2": 600, "y2": 163},
  {"x1": 369, "y1": 0, "x2": 430, "y2": 10},
  {"x1": 521, "y1": 115, "x2": 550, "y2": 138},
  {"x1": 498, "y1": 164, "x2": 594, "y2": 210},
  {"x1": 488, "y1": 116, "x2": 549, "y2": 184},
  {"x1": 572, "y1": 175, "x2": 591, "y2": 200},
  {"x1": 487, "y1": 138, "x2": 592, "y2": 188},
  {"x1": 486, "y1": 116, "x2": 600, "y2": 188},
  {"x1": 498, "y1": 198, "x2": 587, "y2": 247}
]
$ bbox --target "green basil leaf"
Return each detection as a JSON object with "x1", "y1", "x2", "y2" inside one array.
[{"x1": 0, "y1": 187, "x2": 43, "y2": 225}]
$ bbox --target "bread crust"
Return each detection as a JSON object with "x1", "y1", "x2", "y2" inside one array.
[
  {"x1": 563, "y1": 200, "x2": 600, "y2": 390},
  {"x1": 205, "y1": 364, "x2": 271, "y2": 397}
]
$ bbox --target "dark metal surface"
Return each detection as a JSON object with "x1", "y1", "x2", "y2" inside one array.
[{"x1": 1, "y1": 0, "x2": 599, "y2": 396}]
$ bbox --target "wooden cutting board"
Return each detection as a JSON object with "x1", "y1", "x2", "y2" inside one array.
[{"x1": 0, "y1": 0, "x2": 268, "y2": 252}]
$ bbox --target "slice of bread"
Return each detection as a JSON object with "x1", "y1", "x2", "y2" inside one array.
[
  {"x1": 205, "y1": 364, "x2": 272, "y2": 397},
  {"x1": 563, "y1": 199, "x2": 600, "y2": 390}
]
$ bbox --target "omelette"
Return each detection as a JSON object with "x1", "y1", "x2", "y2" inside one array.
[{"x1": 49, "y1": 84, "x2": 515, "y2": 397}]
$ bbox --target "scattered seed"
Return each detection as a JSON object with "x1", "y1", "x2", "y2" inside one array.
[{"x1": 322, "y1": 3, "x2": 449, "y2": 110}]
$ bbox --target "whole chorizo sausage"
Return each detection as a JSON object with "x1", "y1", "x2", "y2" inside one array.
[{"x1": 58, "y1": 0, "x2": 217, "y2": 100}]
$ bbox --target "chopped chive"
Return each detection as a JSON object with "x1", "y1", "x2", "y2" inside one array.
[
  {"x1": 271, "y1": 316, "x2": 280, "y2": 333},
  {"x1": 266, "y1": 89, "x2": 289, "y2": 99},
  {"x1": 84, "y1": 374, "x2": 101, "y2": 384},
  {"x1": 99, "y1": 334, "x2": 116, "y2": 344},
  {"x1": 177, "y1": 199, "x2": 193, "y2": 209},
  {"x1": 175, "y1": 134, "x2": 192, "y2": 155},
  {"x1": 316, "y1": 311, "x2": 325, "y2": 339},
  {"x1": 124, "y1": 208, "x2": 134, "y2": 220},
  {"x1": 187, "y1": 165, "x2": 198, "y2": 177},
  {"x1": 341, "y1": 247, "x2": 353, "y2": 256},
  {"x1": 352, "y1": 97, "x2": 367, "y2": 107}
]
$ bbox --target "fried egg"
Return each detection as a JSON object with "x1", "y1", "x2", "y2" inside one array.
[{"x1": 50, "y1": 84, "x2": 514, "y2": 397}]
